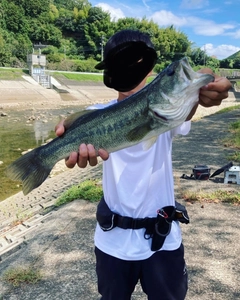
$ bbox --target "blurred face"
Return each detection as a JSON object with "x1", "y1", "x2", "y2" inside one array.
[{"x1": 118, "y1": 71, "x2": 152, "y2": 101}]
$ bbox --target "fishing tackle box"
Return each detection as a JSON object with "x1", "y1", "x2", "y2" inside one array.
[{"x1": 192, "y1": 165, "x2": 211, "y2": 180}]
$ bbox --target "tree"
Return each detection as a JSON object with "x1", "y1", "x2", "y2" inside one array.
[
  {"x1": 13, "y1": 0, "x2": 50, "y2": 18},
  {"x1": 189, "y1": 47, "x2": 206, "y2": 66},
  {"x1": 53, "y1": 0, "x2": 90, "y2": 10},
  {"x1": 29, "y1": 21, "x2": 62, "y2": 47},
  {"x1": 0, "y1": 29, "x2": 12, "y2": 66},
  {"x1": 205, "y1": 56, "x2": 220, "y2": 71},
  {"x1": 82, "y1": 7, "x2": 112, "y2": 59},
  {"x1": 5, "y1": 2, "x2": 28, "y2": 34}
]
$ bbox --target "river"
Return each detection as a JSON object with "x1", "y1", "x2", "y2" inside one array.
[{"x1": 0, "y1": 106, "x2": 85, "y2": 201}]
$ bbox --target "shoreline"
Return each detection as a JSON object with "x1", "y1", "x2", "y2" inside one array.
[{"x1": 1, "y1": 94, "x2": 239, "y2": 120}]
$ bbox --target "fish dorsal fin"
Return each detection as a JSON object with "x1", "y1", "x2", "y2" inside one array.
[
  {"x1": 142, "y1": 136, "x2": 158, "y2": 151},
  {"x1": 64, "y1": 110, "x2": 97, "y2": 128}
]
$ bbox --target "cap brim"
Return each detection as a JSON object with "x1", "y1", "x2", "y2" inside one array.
[{"x1": 95, "y1": 61, "x2": 106, "y2": 70}]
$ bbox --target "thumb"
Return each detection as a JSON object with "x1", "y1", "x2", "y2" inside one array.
[{"x1": 55, "y1": 118, "x2": 65, "y2": 136}]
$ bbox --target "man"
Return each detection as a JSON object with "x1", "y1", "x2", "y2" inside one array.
[{"x1": 56, "y1": 30, "x2": 231, "y2": 300}]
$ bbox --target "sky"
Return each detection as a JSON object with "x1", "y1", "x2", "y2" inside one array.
[{"x1": 90, "y1": 0, "x2": 240, "y2": 60}]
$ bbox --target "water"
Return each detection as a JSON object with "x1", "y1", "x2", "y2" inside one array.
[{"x1": 0, "y1": 106, "x2": 84, "y2": 201}]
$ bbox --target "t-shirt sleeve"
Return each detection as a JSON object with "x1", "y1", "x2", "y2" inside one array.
[{"x1": 170, "y1": 121, "x2": 191, "y2": 138}]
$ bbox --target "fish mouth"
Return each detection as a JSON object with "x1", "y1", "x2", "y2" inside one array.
[{"x1": 180, "y1": 57, "x2": 214, "y2": 85}]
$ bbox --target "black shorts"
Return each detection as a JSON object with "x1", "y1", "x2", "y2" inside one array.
[{"x1": 95, "y1": 244, "x2": 188, "y2": 300}]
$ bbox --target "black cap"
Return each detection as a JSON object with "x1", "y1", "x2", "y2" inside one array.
[{"x1": 95, "y1": 30, "x2": 157, "y2": 92}]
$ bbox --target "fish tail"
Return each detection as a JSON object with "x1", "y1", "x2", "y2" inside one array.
[{"x1": 6, "y1": 148, "x2": 53, "y2": 195}]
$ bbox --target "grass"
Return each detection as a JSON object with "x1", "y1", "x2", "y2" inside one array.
[
  {"x1": 0, "y1": 67, "x2": 156, "y2": 83},
  {"x1": 227, "y1": 151, "x2": 240, "y2": 162},
  {"x1": 222, "y1": 119, "x2": 240, "y2": 162},
  {"x1": 52, "y1": 72, "x2": 155, "y2": 83},
  {"x1": 55, "y1": 179, "x2": 103, "y2": 207},
  {"x1": 51, "y1": 72, "x2": 103, "y2": 82},
  {"x1": 2, "y1": 267, "x2": 42, "y2": 287},
  {"x1": 55, "y1": 178, "x2": 240, "y2": 209},
  {"x1": 214, "y1": 106, "x2": 240, "y2": 163},
  {"x1": 182, "y1": 189, "x2": 240, "y2": 205},
  {"x1": 214, "y1": 104, "x2": 240, "y2": 114},
  {"x1": 0, "y1": 68, "x2": 28, "y2": 80}
]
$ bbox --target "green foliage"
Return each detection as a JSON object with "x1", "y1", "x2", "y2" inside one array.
[
  {"x1": 55, "y1": 179, "x2": 103, "y2": 206},
  {"x1": 1, "y1": 0, "x2": 239, "y2": 70},
  {"x1": 224, "y1": 50, "x2": 240, "y2": 61},
  {"x1": 46, "y1": 57, "x2": 99, "y2": 71},
  {"x1": 205, "y1": 56, "x2": 220, "y2": 72},
  {"x1": 220, "y1": 51, "x2": 240, "y2": 69},
  {"x1": 189, "y1": 47, "x2": 206, "y2": 66},
  {"x1": 227, "y1": 151, "x2": 240, "y2": 163},
  {"x1": 228, "y1": 120, "x2": 240, "y2": 148},
  {"x1": 0, "y1": 68, "x2": 27, "y2": 80},
  {"x1": 222, "y1": 118, "x2": 240, "y2": 163},
  {"x1": 214, "y1": 105, "x2": 240, "y2": 114}
]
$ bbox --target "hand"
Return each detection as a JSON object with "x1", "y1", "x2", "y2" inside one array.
[
  {"x1": 198, "y1": 68, "x2": 232, "y2": 107},
  {"x1": 55, "y1": 119, "x2": 109, "y2": 168}
]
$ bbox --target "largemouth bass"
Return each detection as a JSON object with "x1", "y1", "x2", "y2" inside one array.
[{"x1": 6, "y1": 57, "x2": 214, "y2": 195}]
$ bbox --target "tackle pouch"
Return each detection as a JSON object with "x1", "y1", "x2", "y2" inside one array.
[
  {"x1": 96, "y1": 197, "x2": 116, "y2": 231},
  {"x1": 175, "y1": 201, "x2": 189, "y2": 224},
  {"x1": 151, "y1": 206, "x2": 176, "y2": 251}
]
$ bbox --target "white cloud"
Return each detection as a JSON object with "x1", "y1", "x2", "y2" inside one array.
[
  {"x1": 226, "y1": 29, "x2": 240, "y2": 39},
  {"x1": 150, "y1": 10, "x2": 187, "y2": 27},
  {"x1": 150, "y1": 10, "x2": 236, "y2": 37},
  {"x1": 95, "y1": 3, "x2": 125, "y2": 20},
  {"x1": 192, "y1": 21, "x2": 235, "y2": 36},
  {"x1": 201, "y1": 43, "x2": 240, "y2": 59}
]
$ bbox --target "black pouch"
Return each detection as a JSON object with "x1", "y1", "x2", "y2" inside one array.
[
  {"x1": 175, "y1": 201, "x2": 190, "y2": 224},
  {"x1": 96, "y1": 197, "x2": 116, "y2": 231},
  {"x1": 151, "y1": 206, "x2": 175, "y2": 251}
]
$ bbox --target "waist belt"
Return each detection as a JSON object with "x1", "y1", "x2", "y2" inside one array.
[
  {"x1": 96, "y1": 197, "x2": 189, "y2": 251},
  {"x1": 114, "y1": 206, "x2": 189, "y2": 230}
]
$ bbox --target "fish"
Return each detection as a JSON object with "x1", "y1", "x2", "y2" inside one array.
[{"x1": 6, "y1": 57, "x2": 214, "y2": 195}]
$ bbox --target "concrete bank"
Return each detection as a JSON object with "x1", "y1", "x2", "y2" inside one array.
[{"x1": 0, "y1": 76, "x2": 117, "y2": 109}]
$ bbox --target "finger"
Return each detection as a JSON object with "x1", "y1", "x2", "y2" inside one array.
[
  {"x1": 55, "y1": 118, "x2": 65, "y2": 136},
  {"x1": 87, "y1": 144, "x2": 98, "y2": 166},
  {"x1": 78, "y1": 144, "x2": 89, "y2": 168},
  {"x1": 199, "y1": 94, "x2": 222, "y2": 107},
  {"x1": 65, "y1": 152, "x2": 78, "y2": 168},
  {"x1": 98, "y1": 149, "x2": 109, "y2": 161},
  {"x1": 201, "y1": 77, "x2": 232, "y2": 93},
  {"x1": 200, "y1": 89, "x2": 229, "y2": 101}
]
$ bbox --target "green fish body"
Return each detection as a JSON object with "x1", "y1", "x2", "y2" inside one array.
[{"x1": 6, "y1": 57, "x2": 214, "y2": 195}]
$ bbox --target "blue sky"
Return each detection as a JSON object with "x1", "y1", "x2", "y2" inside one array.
[{"x1": 90, "y1": 0, "x2": 240, "y2": 60}]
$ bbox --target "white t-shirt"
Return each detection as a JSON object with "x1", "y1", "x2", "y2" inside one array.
[{"x1": 89, "y1": 100, "x2": 191, "y2": 260}]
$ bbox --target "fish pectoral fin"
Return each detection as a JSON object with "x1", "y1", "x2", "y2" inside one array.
[
  {"x1": 142, "y1": 136, "x2": 158, "y2": 151},
  {"x1": 64, "y1": 109, "x2": 97, "y2": 128},
  {"x1": 126, "y1": 122, "x2": 151, "y2": 142}
]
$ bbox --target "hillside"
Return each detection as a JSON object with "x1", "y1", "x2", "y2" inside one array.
[{"x1": 225, "y1": 50, "x2": 240, "y2": 60}]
